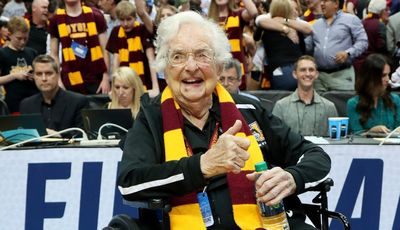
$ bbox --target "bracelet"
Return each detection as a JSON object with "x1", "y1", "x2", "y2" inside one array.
[{"x1": 284, "y1": 18, "x2": 289, "y2": 25}]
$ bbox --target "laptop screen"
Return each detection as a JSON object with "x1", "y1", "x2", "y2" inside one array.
[
  {"x1": 81, "y1": 108, "x2": 133, "y2": 140},
  {"x1": 0, "y1": 114, "x2": 47, "y2": 136}
]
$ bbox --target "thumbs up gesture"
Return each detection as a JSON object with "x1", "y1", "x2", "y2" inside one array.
[{"x1": 200, "y1": 120, "x2": 251, "y2": 178}]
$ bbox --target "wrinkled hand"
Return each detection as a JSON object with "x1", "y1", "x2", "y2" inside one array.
[
  {"x1": 286, "y1": 28, "x2": 299, "y2": 44},
  {"x1": 335, "y1": 51, "x2": 349, "y2": 64},
  {"x1": 246, "y1": 167, "x2": 296, "y2": 206},
  {"x1": 369, "y1": 125, "x2": 390, "y2": 134},
  {"x1": 200, "y1": 120, "x2": 250, "y2": 178}
]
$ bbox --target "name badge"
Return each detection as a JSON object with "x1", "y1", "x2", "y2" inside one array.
[
  {"x1": 71, "y1": 40, "x2": 88, "y2": 59},
  {"x1": 197, "y1": 191, "x2": 214, "y2": 227}
]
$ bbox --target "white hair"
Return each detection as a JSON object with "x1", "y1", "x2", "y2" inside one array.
[{"x1": 153, "y1": 11, "x2": 232, "y2": 72}]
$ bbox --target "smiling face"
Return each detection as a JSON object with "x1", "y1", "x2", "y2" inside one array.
[
  {"x1": 164, "y1": 23, "x2": 219, "y2": 107},
  {"x1": 293, "y1": 59, "x2": 318, "y2": 90}
]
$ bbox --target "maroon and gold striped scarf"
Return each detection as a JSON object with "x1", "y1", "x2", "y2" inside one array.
[
  {"x1": 116, "y1": 23, "x2": 147, "y2": 89},
  {"x1": 55, "y1": 6, "x2": 106, "y2": 88},
  {"x1": 161, "y1": 83, "x2": 264, "y2": 229}
]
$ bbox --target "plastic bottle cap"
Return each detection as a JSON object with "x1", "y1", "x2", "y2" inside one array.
[{"x1": 255, "y1": 161, "x2": 268, "y2": 172}]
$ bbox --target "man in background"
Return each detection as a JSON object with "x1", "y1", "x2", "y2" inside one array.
[
  {"x1": 49, "y1": 0, "x2": 110, "y2": 95},
  {"x1": 20, "y1": 55, "x2": 89, "y2": 136},
  {"x1": 306, "y1": 0, "x2": 368, "y2": 92},
  {"x1": 26, "y1": 0, "x2": 49, "y2": 55},
  {"x1": 273, "y1": 55, "x2": 338, "y2": 136},
  {"x1": 98, "y1": 0, "x2": 121, "y2": 37},
  {"x1": 219, "y1": 58, "x2": 259, "y2": 101}
]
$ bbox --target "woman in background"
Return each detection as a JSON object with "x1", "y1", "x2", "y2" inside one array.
[
  {"x1": 347, "y1": 53, "x2": 400, "y2": 134},
  {"x1": 255, "y1": 0, "x2": 312, "y2": 91},
  {"x1": 108, "y1": 67, "x2": 145, "y2": 119}
]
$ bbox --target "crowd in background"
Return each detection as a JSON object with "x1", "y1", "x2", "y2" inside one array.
[{"x1": 0, "y1": 0, "x2": 399, "y2": 136}]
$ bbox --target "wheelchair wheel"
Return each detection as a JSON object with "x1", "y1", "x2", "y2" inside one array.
[{"x1": 105, "y1": 214, "x2": 140, "y2": 230}]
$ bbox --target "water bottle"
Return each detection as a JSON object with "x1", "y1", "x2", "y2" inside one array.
[{"x1": 255, "y1": 161, "x2": 290, "y2": 230}]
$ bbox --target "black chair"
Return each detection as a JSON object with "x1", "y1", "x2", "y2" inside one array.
[
  {"x1": 86, "y1": 94, "x2": 111, "y2": 109},
  {"x1": 105, "y1": 178, "x2": 350, "y2": 230},
  {"x1": 321, "y1": 91, "x2": 355, "y2": 117},
  {"x1": 245, "y1": 90, "x2": 292, "y2": 107},
  {"x1": 0, "y1": 99, "x2": 9, "y2": 115}
]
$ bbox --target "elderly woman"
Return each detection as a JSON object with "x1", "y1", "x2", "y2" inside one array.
[
  {"x1": 108, "y1": 66, "x2": 145, "y2": 119},
  {"x1": 117, "y1": 11, "x2": 330, "y2": 229},
  {"x1": 347, "y1": 53, "x2": 400, "y2": 134}
]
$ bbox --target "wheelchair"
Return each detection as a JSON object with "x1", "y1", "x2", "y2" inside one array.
[
  {"x1": 104, "y1": 178, "x2": 350, "y2": 230},
  {"x1": 302, "y1": 178, "x2": 350, "y2": 230}
]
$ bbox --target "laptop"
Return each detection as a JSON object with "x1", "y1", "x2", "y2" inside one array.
[
  {"x1": 81, "y1": 108, "x2": 133, "y2": 140},
  {"x1": 0, "y1": 114, "x2": 47, "y2": 136},
  {"x1": 0, "y1": 114, "x2": 47, "y2": 145}
]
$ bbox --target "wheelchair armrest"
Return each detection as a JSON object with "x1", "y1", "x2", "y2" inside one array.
[
  {"x1": 304, "y1": 178, "x2": 334, "y2": 193},
  {"x1": 123, "y1": 198, "x2": 171, "y2": 212}
]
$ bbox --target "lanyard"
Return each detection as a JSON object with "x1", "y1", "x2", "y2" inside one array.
[{"x1": 184, "y1": 122, "x2": 220, "y2": 156}]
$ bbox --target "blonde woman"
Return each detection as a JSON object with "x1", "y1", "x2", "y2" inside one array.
[
  {"x1": 255, "y1": 0, "x2": 312, "y2": 90},
  {"x1": 108, "y1": 67, "x2": 145, "y2": 119}
]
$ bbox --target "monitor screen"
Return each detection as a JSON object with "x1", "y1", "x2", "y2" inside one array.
[
  {"x1": 0, "y1": 114, "x2": 47, "y2": 136},
  {"x1": 81, "y1": 108, "x2": 133, "y2": 140}
]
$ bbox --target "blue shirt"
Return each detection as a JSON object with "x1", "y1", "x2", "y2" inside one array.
[
  {"x1": 305, "y1": 10, "x2": 368, "y2": 69},
  {"x1": 347, "y1": 93, "x2": 400, "y2": 133}
]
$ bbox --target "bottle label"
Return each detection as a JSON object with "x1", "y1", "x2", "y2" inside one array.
[
  {"x1": 259, "y1": 202, "x2": 285, "y2": 216},
  {"x1": 259, "y1": 202, "x2": 290, "y2": 230},
  {"x1": 260, "y1": 211, "x2": 290, "y2": 230}
]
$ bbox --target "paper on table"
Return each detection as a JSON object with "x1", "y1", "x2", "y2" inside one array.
[{"x1": 304, "y1": 136, "x2": 330, "y2": 144}]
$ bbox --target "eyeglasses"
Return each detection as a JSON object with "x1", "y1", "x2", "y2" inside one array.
[
  {"x1": 219, "y1": 76, "x2": 240, "y2": 83},
  {"x1": 167, "y1": 48, "x2": 214, "y2": 67}
]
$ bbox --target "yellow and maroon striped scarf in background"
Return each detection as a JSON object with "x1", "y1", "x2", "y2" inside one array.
[
  {"x1": 116, "y1": 22, "x2": 147, "y2": 89},
  {"x1": 55, "y1": 6, "x2": 106, "y2": 88},
  {"x1": 161, "y1": 83, "x2": 264, "y2": 229}
]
